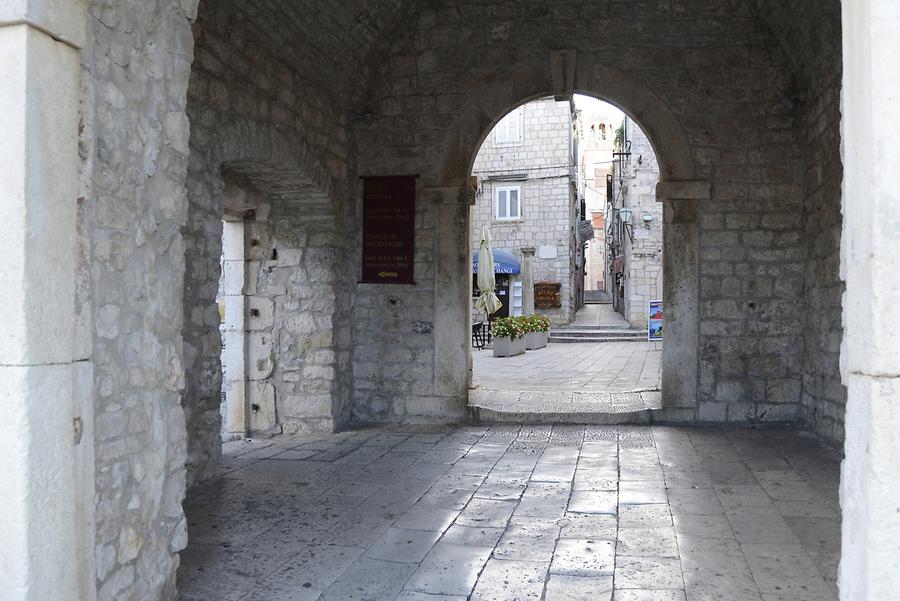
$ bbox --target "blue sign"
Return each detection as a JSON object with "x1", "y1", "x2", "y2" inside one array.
[{"x1": 649, "y1": 300, "x2": 663, "y2": 341}]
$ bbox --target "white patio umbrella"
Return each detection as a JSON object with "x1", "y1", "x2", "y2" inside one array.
[{"x1": 475, "y1": 226, "x2": 502, "y2": 315}]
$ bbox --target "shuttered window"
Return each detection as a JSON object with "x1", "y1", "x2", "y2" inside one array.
[{"x1": 496, "y1": 107, "x2": 522, "y2": 145}]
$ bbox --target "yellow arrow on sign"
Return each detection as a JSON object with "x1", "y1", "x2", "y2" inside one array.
[{"x1": 378, "y1": 271, "x2": 399, "y2": 278}]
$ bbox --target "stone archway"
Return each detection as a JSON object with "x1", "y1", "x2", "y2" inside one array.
[
  {"x1": 183, "y1": 113, "x2": 350, "y2": 483},
  {"x1": 436, "y1": 57, "x2": 706, "y2": 417}
]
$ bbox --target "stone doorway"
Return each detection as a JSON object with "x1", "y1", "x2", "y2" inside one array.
[{"x1": 467, "y1": 95, "x2": 667, "y2": 422}]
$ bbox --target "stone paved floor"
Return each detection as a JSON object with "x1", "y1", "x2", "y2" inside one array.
[
  {"x1": 179, "y1": 425, "x2": 841, "y2": 601},
  {"x1": 473, "y1": 342, "x2": 661, "y2": 394},
  {"x1": 569, "y1": 303, "x2": 631, "y2": 328}
]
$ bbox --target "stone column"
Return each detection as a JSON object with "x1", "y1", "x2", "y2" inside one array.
[
  {"x1": 521, "y1": 247, "x2": 536, "y2": 315},
  {"x1": 428, "y1": 186, "x2": 472, "y2": 419},
  {"x1": 656, "y1": 180, "x2": 708, "y2": 420},
  {"x1": 840, "y1": 2, "x2": 900, "y2": 599},
  {"x1": 0, "y1": 1, "x2": 90, "y2": 599},
  {"x1": 221, "y1": 219, "x2": 249, "y2": 436}
]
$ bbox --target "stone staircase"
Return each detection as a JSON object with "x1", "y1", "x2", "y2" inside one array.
[
  {"x1": 552, "y1": 301, "x2": 648, "y2": 343},
  {"x1": 549, "y1": 326, "x2": 648, "y2": 343}
]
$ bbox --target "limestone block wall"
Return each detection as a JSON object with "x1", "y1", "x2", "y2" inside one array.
[
  {"x1": 470, "y1": 98, "x2": 577, "y2": 324},
  {"x1": 80, "y1": 1, "x2": 199, "y2": 598},
  {"x1": 619, "y1": 122, "x2": 663, "y2": 328},
  {"x1": 761, "y1": 0, "x2": 846, "y2": 446},
  {"x1": 351, "y1": 189, "x2": 450, "y2": 423},
  {"x1": 356, "y1": 0, "x2": 816, "y2": 425},
  {"x1": 183, "y1": 0, "x2": 361, "y2": 476},
  {"x1": 249, "y1": 209, "x2": 345, "y2": 434}
]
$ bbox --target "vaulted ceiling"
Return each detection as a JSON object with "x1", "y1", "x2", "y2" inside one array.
[{"x1": 211, "y1": 0, "x2": 839, "y2": 108}]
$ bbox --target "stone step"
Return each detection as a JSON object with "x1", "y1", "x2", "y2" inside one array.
[
  {"x1": 551, "y1": 328, "x2": 642, "y2": 336},
  {"x1": 468, "y1": 404, "x2": 654, "y2": 424},
  {"x1": 549, "y1": 335, "x2": 648, "y2": 343},
  {"x1": 467, "y1": 388, "x2": 662, "y2": 424}
]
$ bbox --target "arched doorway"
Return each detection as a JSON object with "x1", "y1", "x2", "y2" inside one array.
[
  {"x1": 466, "y1": 94, "x2": 666, "y2": 421},
  {"x1": 434, "y1": 62, "x2": 705, "y2": 421}
]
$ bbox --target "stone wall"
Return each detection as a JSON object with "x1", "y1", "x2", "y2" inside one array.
[
  {"x1": 183, "y1": 0, "x2": 361, "y2": 476},
  {"x1": 350, "y1": 184, "x2": 460, "y2": 424},
  {"x1": 759, "y1": 0, "x2": 846, "y2": 446},
  {"x1": 356, "y1": 0, "x2": 812, "y2": 425},
  {"x1": 80, "y1": 1, "x2": 198, "y2": 598},
  {"x1": 618, "y1": 120, "x2": 663, "y2": 328},
  {"x1": 63, "y1": 1, "x2": 849, "y2": 600},
  {"x1": 471, "y1": 98, "x2": 577, "y2": 324}
]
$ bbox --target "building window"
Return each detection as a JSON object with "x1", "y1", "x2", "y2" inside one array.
[
  {"x1": 600, "y1": 123, "x2": 607, "y2": 140},
  {"x1": 495, "y1": 186, "x2": 522, "y2": 220},
  {"x1": 495, "y1": 107, "x2": 523, "y2": 145}
]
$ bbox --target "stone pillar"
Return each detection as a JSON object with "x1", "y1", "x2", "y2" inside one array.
[
  {"x1": 840, "y1": 2, "x2": 900, "y2": 599},
  {"x1": 521, "y1": 247, "x2": 536, "y2": 315},
  {"x1": 429, "y1": 186, "x2": 471, "y2": 419},
  {"x1": 656, "y1": 181, "x2": 708, "y2": 419},
  {"x1": 221, "y1": 219, "x2": 249, "y2": 436},
  {"x1": 0, "y1": 1, "x2": 90, "y2": 599}
]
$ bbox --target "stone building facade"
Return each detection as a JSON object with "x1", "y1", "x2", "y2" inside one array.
[
  {"x1": 6, "y1": 0, "x2": 900, "y2": 599},
  {"x1": 574, "y1": 98, "x2": 620, "y2": 294},
  {"x1": 610, "y1": 118, "x2": 664, "y2": 328},
  {"x1": 470, "y1": 98, "x2": 579, "y2": 324}
]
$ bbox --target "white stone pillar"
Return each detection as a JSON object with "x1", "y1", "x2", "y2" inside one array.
[
  {"x1": 0, "y1": 1, "x2": 89, "y2": 599},
  {"x1": 521, "y1": 247, "x2": 536, "y2": 315},
  {"x1": 221, "y1": 219, "x2": 249, "y2": 436},
  {"x1": 840, "y1": 2, "x2": 900, "y2": 599}
]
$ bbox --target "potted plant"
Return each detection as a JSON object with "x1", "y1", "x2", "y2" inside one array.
[
  {"x1": 491, "y1": 316, "x2": 527, "y2": 357},
  {"x1": 523, "y1": 314, "x2": 551, "y2": 349}
]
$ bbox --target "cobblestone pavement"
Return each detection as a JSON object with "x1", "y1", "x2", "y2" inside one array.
[{"x1": 179, "y1": 425, "x2": 840, "y2": 600}]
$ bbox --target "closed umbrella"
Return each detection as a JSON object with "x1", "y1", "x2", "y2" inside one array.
[{"x1": 475, "y1": 226, "x2": 502, "y2": 315}]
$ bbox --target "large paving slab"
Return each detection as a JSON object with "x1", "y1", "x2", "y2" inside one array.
[
  {"x1": 179, "y1": 425, "x2": 841, "y2": 601},
  {"x1": 470, "y1": 340, "x2": 662, "y2": 422},
  {"x1": 473, "y1": 341, "x2": 662, "y2": 394}
]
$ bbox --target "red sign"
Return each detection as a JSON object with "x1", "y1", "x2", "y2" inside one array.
[{"x1": 361, "y1": 176, "x2": 416, "y2": 284}]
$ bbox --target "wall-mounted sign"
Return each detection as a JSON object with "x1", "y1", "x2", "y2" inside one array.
[
  {"x1": 361, "y1": 175, "x2": 416, "y2": 284},
  {"x1": 649, "y1": 299, "x2": 663, "y2": 341},
  {"x1": 535, "y1": 281, "x2": 562, "y2": 309}
]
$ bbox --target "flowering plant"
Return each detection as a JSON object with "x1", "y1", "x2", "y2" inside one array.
[
  {"x1": 522, "y1": 314, "x2": 551, "y2": 333},
  {"x1": 491, "y1": 316, "x2": 526, "y2": 340}
]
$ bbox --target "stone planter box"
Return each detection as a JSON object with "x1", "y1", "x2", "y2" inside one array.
[
  {"x1": 525, "y1": 331, "x2": 549, "y2": 350},
  {"x1": 493, "y1": 335, "x2": 526, "y2": 357}
]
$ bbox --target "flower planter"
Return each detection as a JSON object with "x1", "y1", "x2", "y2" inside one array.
[
  {"x1": 525, "y1": 331, "x2": 549, "y2": 350},
  {"x1": 493, "y1": 335, "x2": 526, "y2": 357}
]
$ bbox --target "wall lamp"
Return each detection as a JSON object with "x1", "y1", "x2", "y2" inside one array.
[{"x1": 617, "y1": 207, "x2": 634, "y2": 242}]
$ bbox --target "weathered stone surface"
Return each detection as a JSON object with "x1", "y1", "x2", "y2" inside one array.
[{"x1": 64, "y1": 2, "x2": 851, "y2": 600}]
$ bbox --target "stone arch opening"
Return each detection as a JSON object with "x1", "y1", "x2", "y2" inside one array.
[
  {"x1": 435, "y1": 63, "x2": 703, "y2": 420},
  {"x1": 182, "y1": 128, "x2": 347, "y2": 484},
  {"x1": 15, "y1": 0, "x2": 880, "y2": 597},
  {"x1": 181, "y1": 1, "x2": 357, "y2": 485},
  {"x1": 465, "y1": 93, "x2": 670, "y2": 419}
]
